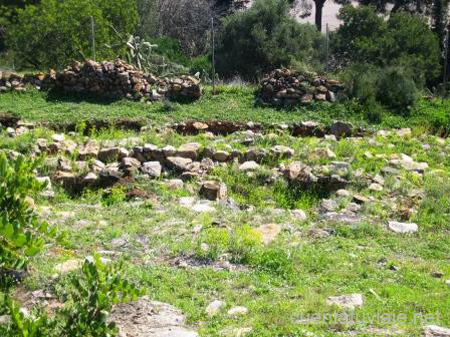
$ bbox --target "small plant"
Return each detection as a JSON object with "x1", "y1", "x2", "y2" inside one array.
[
  {"x1": 1, "y1": 256, "x2": 144, "y2": 337},
  {"x1": 62, "y1": 255, "x2": 145, "y2": 336}
]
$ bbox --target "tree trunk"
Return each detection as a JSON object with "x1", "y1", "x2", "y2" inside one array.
[{"x1": 314, "y1": 0, "x2": 326, "y2": 32}]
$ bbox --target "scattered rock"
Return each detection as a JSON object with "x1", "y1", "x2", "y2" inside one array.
[
  {"x1": 227, "y1": 306, "x2": 249, "y2": 317},
  {"x1": 326, "y1": 294, "x2": 363, "y2": 309},
  {"x1": 199, "y1": 181, "x2": 227, "y2": 201},
  {"x1": 213, "y1": 150, "x2": 230, "y2": 162},
  {"x1": 271, "y1": 145, "x2": 294, "y2": 158},
  {"x1": 206, "y1": 300, "x2": 225, "y2": 317},
  {"x1": 166, "y1": 179, "x2": 184, "y2": 190},
  {"x1": 191, "y1": 200, "x2": 215, "y2": 213},
  {"x1": 290, "y1": 209, "x2": 307, "y2": 221},
  {"x1": 142, "y1": 161, "x2": 162, "y2": 178},
  {"x1": 109, "y1": 297, "x2": 198, "y2": 337},
  {"x1": 255, "y1": 224, "x2": 281, "y2": 245},
  {"x1": 177, "y1": 143, "x2": 201, "y2": 160},
  {"x1": 54, "y1": 259, "x2": 81, "y2": 273},
  {"x1": 166, "y1": 157, "x2": 193, "y2": 171},
  {"x1": 423, "y1": 325, "x2": 450, "y2": 337},
  {"x1": 369, "y1": 183, "x2": 383, "y2": 191},
  {"x1": 78, "y1": 140, "x2": 100, "y2": 160},
  {"x1": 388, "y1": 221, "x2": 418, "y2": 234},
  {"x1": 239, "y1": 161, "x2": 260, "y2": 172}
]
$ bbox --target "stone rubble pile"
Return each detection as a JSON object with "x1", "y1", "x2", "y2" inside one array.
[
  {"x1": 0, "y1": 59, "x2": 202, "y2": 102},
  {"x1": 257, "y1": 68, "x2": 345, "y2": 106}
]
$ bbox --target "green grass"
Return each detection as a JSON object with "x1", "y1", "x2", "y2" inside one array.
[
  {"x1": 2, "y1": 90, "x2": 450, "y2": 336},
  {"x1": 1, "y1": 86, "x2": 450, "y2": 133}
]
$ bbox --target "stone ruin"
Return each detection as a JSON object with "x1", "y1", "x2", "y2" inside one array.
[
  {"x1": 257, "y1": 68, "x2": 345, "y2": 106},
  {"x1": 0, "y1": 59, "x2": 202, "y2": 102}
]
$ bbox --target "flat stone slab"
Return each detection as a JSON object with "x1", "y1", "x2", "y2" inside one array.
[
  {"x1": 388, "y1": 221, "x2": 418, "y2": 234},
  {"x1": 326, "y1": 294, "x2": 363, "y2": 309},
  {"x1": 109, "y1": 297, "x2": 198, "y2": 337},
  {"x1": 423, "y1": 325, "x2": 450, "y2": 337}
]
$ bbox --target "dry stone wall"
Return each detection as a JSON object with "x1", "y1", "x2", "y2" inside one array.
[
  {"x1": 257, "y1": 68, "x2": 345, "y2": 106},
  {"x1": 0, "y1": 59, "x2": 202, "y2": 102}
]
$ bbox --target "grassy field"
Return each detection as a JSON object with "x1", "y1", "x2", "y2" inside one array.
[
  {"x1": 1, "y1": 86, "x2": 450, "y2": 134},
  {"x1": 1, "y1": 87, "x2": 450, "y2": 336}
]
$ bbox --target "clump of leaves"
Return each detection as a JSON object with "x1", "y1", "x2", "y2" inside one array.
[
  {"x1": 62, "y1": 255, "x2": 146, "y2": 336},
  {"x1": 0, "y1": 153, "x2": 63, "y2": 288},
  {"x1": 1, "y1": 256, "x2": 145, "y2": 337}
]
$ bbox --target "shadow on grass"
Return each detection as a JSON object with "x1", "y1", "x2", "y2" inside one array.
[{"x1": 45, "y1": 88, "x2": 123, "y2": 105}]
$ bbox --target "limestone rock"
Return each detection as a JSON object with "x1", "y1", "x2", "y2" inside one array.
[
  {"x1": 388, "y1": 221, "x2": 418, "y2": 234},
  {"x1": 177, "y1": 143, "x2": 201, "y2": 160},
  {"x1": 206, "y1": 300, "x2": 225, "y2": 317},
  {"x1": 166, "y1": 157, "x2": 193, "y2": 171},
  {"x1": 109, "y1": 297, "x2": 198, "y2": 337},
  {"x1": 239, "y1": 161, "x2": 260, "y2": 172},
  {"x1": 227, "y1": 306, "x2": 248, "y2": 317},
  {"x1": 142, "y1": 161, "x2": 162, "y2": 178},
  {"x1": 326, "y1": 294, "x2": 363, "y2": 309},
  {"x1": 199, "y1": 181, "x2": 227, "y2": 201},
  {"x1": 255, "y1": 224, "x2": 281, "y2": 245},
  {"x1": 423, "y1": 325, "x2": 450, "y2": 337}
]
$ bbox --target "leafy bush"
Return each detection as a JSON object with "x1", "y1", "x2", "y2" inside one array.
[
  {"x1": 217, "y1": 0, "x2": 325, "y2": 80},
  {"x1": 1, "y1": 256, "x2": 144, "y2": 336},
  {"x1": 376, "y1": 67, "x2": 418, "y2": 113},
  {"x1": 332, "y1": 5, "x2": 440, "y2": 86},
  {"x1": 62, "y1": 256, "x2": 145, "y2": 336},
  {"x1": 0, "y1": 153, "x2": 61, "y2": 287},
  {"x1": 341, "y1": 64, "x2": 417, "y2": 114},
  {"x1": 6, "y1": 0, "x2": 138, "y2": 69}
]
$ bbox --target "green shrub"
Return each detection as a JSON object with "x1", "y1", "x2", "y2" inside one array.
[
  {"x1": 217, "y1": 0, "x2": 325, "y2": 80},
  {"x1": 341, "y1": 64, "x2": 417, "y2": 114},
  {"x1": 62, "y1": 256, "x2": 145, "y2": 336},
  {"x1": 0, "y1": 153, "x2": 61, "y2": 287},
  {"x1": 376, "y1": 67, "x2": 418, "y2": 113},
  {"x1": 1, "y1": 256, "x2": 144, "y2": 337}
]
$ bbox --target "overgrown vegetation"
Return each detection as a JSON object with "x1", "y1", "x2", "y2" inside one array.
[{"x1": 0, "y1": 154, "x2": 143, "y2": 336}]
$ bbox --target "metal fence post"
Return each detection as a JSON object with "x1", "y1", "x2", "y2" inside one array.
[
  {"x1": 91, "y1": 16, "x2": 96, "y2": 61},
  {"x1": 211, "y1": 16, "x2": 216, "y2": 95}
]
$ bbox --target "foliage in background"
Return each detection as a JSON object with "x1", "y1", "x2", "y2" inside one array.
[
  {"x1": 332, "y1": 5, "x2": 441, "y2": 86},
  {"x1": 0, "y1": 153, "x2": 61, "y2": 287},
  {"x1": 341, "y1": 64, "x2": 418, "y2": 115},
  {"x1": 5, "y1": 0, "x2": 138, "y2": 69},
  {"x1": 217, "y1": 0, "x2": 325, "y2": 80}
]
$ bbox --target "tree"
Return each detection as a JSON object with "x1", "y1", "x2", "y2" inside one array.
[
  {"x1": 5, "y1": 0, "x2": 138, "y2": 69},
  {"x1": 332, "y1": 5, "x2": 441, "y2": 85},
  {"x1": 217, "y1": 0, "x2": 325, "y2": 79},
  {"x1": 153, "y1": 0, "x2": 214, "y2": 57}
]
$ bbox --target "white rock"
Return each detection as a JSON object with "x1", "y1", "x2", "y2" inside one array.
[
  {"x1": 388, "y1": 221, "x2": 418, "y2": 234},
  {"x1": 423, "y1": 325, "x2": 450, "y2": 337},
  {"x1": 52, "y1": 133, "x2": 65, "y2": 142},
  {"x1": 54, "y1": 259, "x2": 81, "y2": 273},
  {"x1": 255, "y1": 224, "x2": 281, "y2": 245},
  {"x1": 142, "y1": 161, "x2": 162, "y2": 178},
  {"x1": 369, "y1": 183, "x2": 383, "y2": 191},
  {"x1": 291, "y1": 209, "x2": 307, "y2": 221},
  {"x1": 239, "y1": 161, "x2": 260, "y2": 171},
  {"x1": 227, "y1": 306, "x2": 248, "y2": 317},
  {"x1": 336, "y1": 189, "x2": 351, "y2": 197},
  {"x1": 326, "y1": 294, "x2": 363, "y2": 309},
  {"x1": 206, "y1": 300, "x2": 225, "y2": 317},
  {"x1": 192, "y1": 200, "x2": 215, "y2": 213}
]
